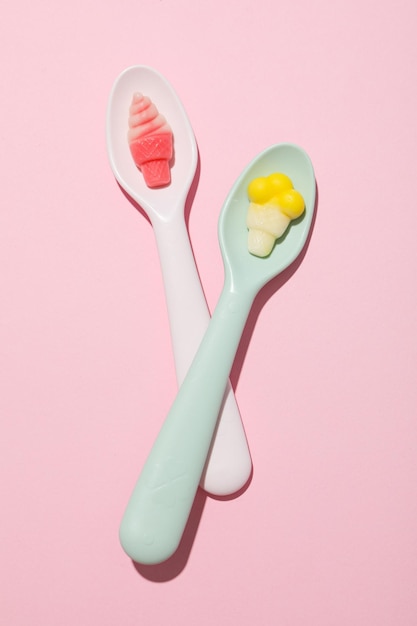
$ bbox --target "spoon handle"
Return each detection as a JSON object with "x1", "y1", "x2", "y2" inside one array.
[
  {"x1": 120, "y1": 285, "x2": 253, "y2": 564},
  {"x1": 151, "y1": 215, "x2": 251, "y2": 496}
]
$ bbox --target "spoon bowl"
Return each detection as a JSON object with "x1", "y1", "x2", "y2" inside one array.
[
  {"x1": 106, "y1": 66, "x2": 251, "y2": 497},
  {"x1": 107, "y1": 65, "x2": 197, "y2": 221},
  {"x1": 219, "y1": 143, "x2": 316, "y2": 293},
  {"x1": 119, "y1": 143, "x2": 316, "y2": 564}
]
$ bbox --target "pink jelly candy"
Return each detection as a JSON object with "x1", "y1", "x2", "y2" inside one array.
[{"x1": 128, "y1": 93, "x2": 173, "y2": 188}]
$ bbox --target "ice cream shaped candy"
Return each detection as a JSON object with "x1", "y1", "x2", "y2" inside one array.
[
  {"x1": 246, "y1": 172, "x2": 305, "y2": 257},
  {"x1": 128, "y1": 93, "x2": 173, "y2": 188}
]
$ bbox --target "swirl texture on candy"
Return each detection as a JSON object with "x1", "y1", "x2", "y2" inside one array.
[
  {"x1": 246, "y1": 172, "x2": 305, "y2": 257},
  {"x1": 128, "y1": 93, "x2": 173, "y2": 188}
]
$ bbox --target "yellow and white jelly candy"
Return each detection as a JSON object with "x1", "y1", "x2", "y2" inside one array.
[{"x1": 246, "y1": 172, "x2": 305, "y2": 257}]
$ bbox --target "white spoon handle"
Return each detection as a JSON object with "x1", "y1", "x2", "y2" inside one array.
[
  {"x1": 120, "y1": 286, "x2": 253, "y2": 564},
  {"x1": 151, "y1": 214, "x2": 251, "y2": 496}
]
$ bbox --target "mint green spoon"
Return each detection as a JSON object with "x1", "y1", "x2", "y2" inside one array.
[{"x1": 120, "y1": 143, "x2": 316, "y2": 564}]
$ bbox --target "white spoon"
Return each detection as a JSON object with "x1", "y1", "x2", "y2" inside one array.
[
  {"x1": 119, "y1": 142, "x2": 316, "y2": 564},
  {"x1": 106, "y1": 65, "x2": 251, "y2": 496}
]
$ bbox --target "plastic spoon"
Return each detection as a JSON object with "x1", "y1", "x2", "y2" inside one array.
[
  {"x1": 120, "y1": 143, "x2": 316, "y2": 564},
  {"x1": 106, "y1": 65, "x2": 251, "y2": 496}
]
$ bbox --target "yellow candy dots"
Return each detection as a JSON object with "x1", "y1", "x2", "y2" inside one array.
[{"x1": 246, "y1": 172, "x2": 305, "y2": 257}]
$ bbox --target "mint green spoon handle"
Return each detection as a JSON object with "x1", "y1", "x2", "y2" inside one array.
[{"x1": 119, "y1": 282, "x2": 254, "y2": 564}]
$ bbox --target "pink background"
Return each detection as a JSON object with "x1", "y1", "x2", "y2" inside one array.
[{"x1": 1, "y1": 0, "x2": 416, "y2": 624}]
